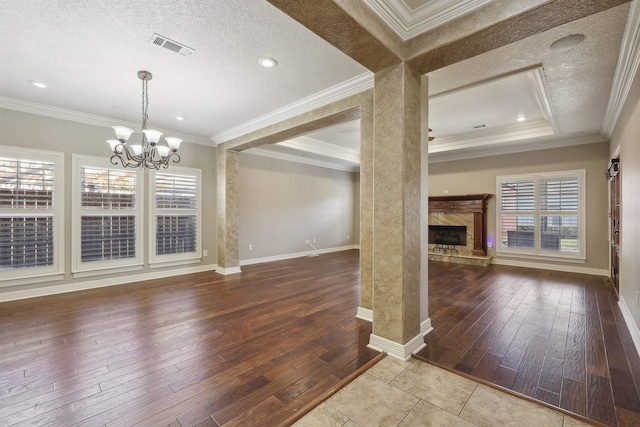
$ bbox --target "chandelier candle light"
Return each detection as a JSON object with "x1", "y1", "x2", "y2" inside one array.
[{"x1": 107, "y1": 70, "x2": 182, "y2": 169}]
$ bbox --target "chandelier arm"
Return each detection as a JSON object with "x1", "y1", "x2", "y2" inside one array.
[{"x1": 110, "y1": 154, "x2": 124, "y2": 167}]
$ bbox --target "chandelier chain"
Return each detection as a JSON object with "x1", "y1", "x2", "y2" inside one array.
[{"x1": 142, "y1": 78, "x2": 149, "y2": 130}]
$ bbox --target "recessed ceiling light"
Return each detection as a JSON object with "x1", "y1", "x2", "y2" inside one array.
[
  {"x1": 29, "y1": 80, "x2": 49, "y2": 88},
  {"x1": 175, "y1": 115, "x2": 185, "y2": 121},
  {"x1": 550, "y1": 34, "x2": 585, "y2": 52},
  {"x1": 516, "y1": 116, "x2": 527, "y2": 122},
  {"x1": 258, "y1": 57, "x2": 278, "y2": 68}
]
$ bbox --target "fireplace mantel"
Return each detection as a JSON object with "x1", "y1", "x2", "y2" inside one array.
[{"x1": 429, "y1": 194, "x2": 493, "y2": 257}]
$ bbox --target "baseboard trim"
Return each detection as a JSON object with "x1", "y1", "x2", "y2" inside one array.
[
  {"x1": 368, "y1": 332, "x2": 426, "y2": 361},
  {"x1": 421, "y1": 318, "x2": 433, "y2": 336},
  {"x1": 618, "y1": 295, "x2": 640, "y2": 359},
  {"x1": 240, "y1": 245, "x2": 359, "y2": 266},
  {"x1": 491, "y1": 258, "x2": 608, "y2": 276},
  {"x1": 0, "y1": 264, "x2": 218, "y2": 303},
  {"x1": 356, "y1": 306, "x2": 373, "y2": 322},
  {"x1": 216, "y1": 266, "x2": 242, "y2": 275}
]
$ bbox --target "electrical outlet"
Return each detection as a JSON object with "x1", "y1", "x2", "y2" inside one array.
[
  {"x1": 305, "y1": 239, "x2": 310, "y2": 244},
  {"x1": 248, "y1": 244, "x2": 252, "y2": 251},
  {"x1": 203, "y1": 249, "x2": 208, "y2": 257},
  {"x1": 347, "y1": 234, "x2": 350, "y2": 240},
  {"x1": 312, "y1": 238, "x2": 316, "y2": 243}
]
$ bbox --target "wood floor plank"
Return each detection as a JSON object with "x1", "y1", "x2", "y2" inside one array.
[
  {"x1": 3, "y1": 252, "x2": 638, "y2": 427},
  {"x1": 564, "y1": 311, "x2": 586, "y2": 383},
  {"x1": 585, "y1": 287, "x2": 610, "y2": 378},
  {"x1": 0, "y1": 250, "x2": 378, "y2": 427},
  {"x1": 587, "y1": 373, "x2": 617, "y2": 426},
  {"x1": 416, "y1": 261, "x2": 639, "y2": 427},
  {"x1": 561, "y1": 377, "x2": 587, "y2": 417}
]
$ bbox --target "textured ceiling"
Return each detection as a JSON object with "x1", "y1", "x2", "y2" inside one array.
[
  {"x1": 0, "y1": 0, "x2": 367, "y2": 138},
  {"x1": 0, "y1": 1, "x2": 634, "y2": 170},
  {"x1": 426, "y1": 3, "x2": 629, "y2": 156}
]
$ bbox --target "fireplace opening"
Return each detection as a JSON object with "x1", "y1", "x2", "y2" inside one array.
[{"x1": 429, "y1": 225, "x2": 467, "y2": 246}]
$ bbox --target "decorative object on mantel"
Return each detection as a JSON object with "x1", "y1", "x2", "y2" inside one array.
[
  {"x1": 107, "y1": 70, "x2": 182, "y2": 170},
  {"x1": 428, "y1": 194, "x2": 493, "y2": 266}
]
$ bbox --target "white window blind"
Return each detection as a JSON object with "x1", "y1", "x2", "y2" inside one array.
[
  {"x1": 0, "y1": 158, "x2": 55, "y2": 268},
  {"x1": 0, "y1": 147, "x2": 63, "y2": 283},
  {"x1": 497, "y1": 170, "x2": 585, "y2": 259},
  {"x1": 150, "y1": 168, "x2": 201, "y2": 264},
  {"x1": 73, "y1": 156, "x2": 142, "y2": 275},
  {"x1": 81, "y1": 167, "x2": 137, "y2": 261}
]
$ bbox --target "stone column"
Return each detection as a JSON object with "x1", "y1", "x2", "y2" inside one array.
[
  {"x1": 357, "y1": 95, "x2": 374, "y2": 320},
  {"x1": 216, "y1": 146, "x2": 241, "y2": 274},
  {"x1": 420, "y1": 74, "x2": 432, "y2": 335},
  {"x1": 368, "y1": 62, "x2": 424, "y2": 359}
]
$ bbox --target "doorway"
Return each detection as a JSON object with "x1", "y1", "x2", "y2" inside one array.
[{"x1": 608, "y1": 157, "x2": 620, "y2": 296}]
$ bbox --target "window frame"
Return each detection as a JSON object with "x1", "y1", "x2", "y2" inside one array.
[
  {"x1": 72, "y1": 155, "x2": 143, "y2": 277},
  {"x1": 496, "y1": 169, "x2": 586, "y2": 261},
  {"x1": 0, "y1": 146, "x2": 64, "y2": 285},
  {"x1": 149, "y1": 166, "x2": 202, "y2": 266}
]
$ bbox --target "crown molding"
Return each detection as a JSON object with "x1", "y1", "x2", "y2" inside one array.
[
  {"x1": 428, "y1": 132, "x2": 607, "y2": 163},
  {"x1": 0, "y1": 95, "x2": 213, "y2": 147},
  {"x1": 602, "y1": 0, "x2": 640, "y2": 137},
  {"x1": 243, "y1": 147, "x2": 359, "y2": 173},
  {"x1": 530, "y1": 66, "x2": 560, "y2": 134},
  {"x1": 363, "y1": 0, "x2": 491, "y2": 40},
  {"x1": 277, "y1": 136, "x2": 360, "y2": 163},
  {"x1": 429, "y1": 119, "x2": 554, "y2": 153},
  {"x1": 210, "y1": 72, "x2": 374, "y2": 145}
]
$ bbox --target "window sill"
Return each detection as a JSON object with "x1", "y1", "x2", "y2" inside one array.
[
  {"x1": 496, "y1": 250, "x2": 586, "y2": 264},
  {"x1": 149, "y1": 258, "x2": 202, "y2": 269},
  {"x1": 0, "y1": 272, "x2": 65, "y2": 289},
  {"x1": 72, "y1": 264, "x2": 143, "y2": 279}
]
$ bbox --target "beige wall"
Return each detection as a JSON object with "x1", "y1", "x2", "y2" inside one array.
[
  {"x1": 238, "y1": 152, "x2": 357, "y2": 261},
  {"x1": 428, "y1": 142, "x2": 610, "y2": 271},
  {"x1": 0, "y1": 108, "x2": 217, "y2": 295},
  {"x1": 611, "y1": 64, "x2": 640, "y2": 332}
]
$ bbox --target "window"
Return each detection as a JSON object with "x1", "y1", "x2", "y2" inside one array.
[
  {"x1": 72, "y1": 156, "x2": 142, "y2": 275},
  {"x1": 497, "y1": 170, "x2": 585, "y2": 260},
  {"x1": 149, "y1": 167, "x2": 201, "y2": 265},
  {"x1": 0, "y1": 147, "x2": 63, "y2": 283}
]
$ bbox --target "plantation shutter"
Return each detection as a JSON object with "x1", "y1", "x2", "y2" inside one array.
[
  {"x1": 0, "y1": 158, "x2": 55, "y2": 268},
  {"x1": 154, "y1": 173, "x2": 197, "y2": 255},
  {"x1": 80, "y1": 167, "x2": 137, "y2": 262}
]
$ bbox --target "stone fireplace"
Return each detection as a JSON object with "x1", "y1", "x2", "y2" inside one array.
[{"x1": 428, "y1": 194, "x2": 493, "y2": 266}]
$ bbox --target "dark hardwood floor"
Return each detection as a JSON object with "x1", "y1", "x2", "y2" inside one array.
[
  {"x1": 0, "y1": 250, "x2": 378, "y2": 427},
  {"x1": 416, "y1": 260, "x2": 640, "y2": 427},
  {"x1": 3, "y1": 251, "x2": 640, "y2": 426}
]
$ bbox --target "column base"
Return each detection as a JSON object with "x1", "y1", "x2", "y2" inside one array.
[
  {"x1": 216, "y1": 266, "x2": 242, "y2": 275},
  {"x1": 356, "y1": 306, "x2": 373, "y2": 322},
  {"x1": 367, "y1": 318, "x2": 432, "y2": 361}
]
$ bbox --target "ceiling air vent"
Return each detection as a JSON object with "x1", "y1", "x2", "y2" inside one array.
[{"x1": 149, "y1": 33, "x2": 195, "y2": 56}]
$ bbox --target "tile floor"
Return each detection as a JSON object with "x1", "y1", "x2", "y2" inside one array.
[{"x1": 293, "y1": 357, "x2": 593, "y2": 427}]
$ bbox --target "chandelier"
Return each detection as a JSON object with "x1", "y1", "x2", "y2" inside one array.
[{"x1": 107, "y1": 70, "x2": 182, "y2": 169}]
